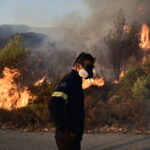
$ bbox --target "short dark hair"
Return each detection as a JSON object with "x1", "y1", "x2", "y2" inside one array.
[{"x1": 73, "y1": 52, "x2": 95, "y2": 66}]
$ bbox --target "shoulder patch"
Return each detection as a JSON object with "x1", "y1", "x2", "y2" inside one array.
[{"x1": 60, "y1": 82, "x2": 67, "y2": 87}]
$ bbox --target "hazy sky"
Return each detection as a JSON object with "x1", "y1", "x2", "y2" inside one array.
[{"x1": 0, "y1": 0, "x2": 89, "y2": 27}]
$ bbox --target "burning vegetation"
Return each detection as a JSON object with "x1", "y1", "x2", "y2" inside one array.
[
  {"x1": 0, "y1": 8, "x2": 150, "y2": 132},
  {"x1": 33, "y1": 77, "x2": 46, "y2": 87},
  {"x1": 0, "y1": 67, "x2": 36, "y2": 110},
  {"x1": 139, "y1": 24, "x2": 150, "y2": 51},
  {"x1": 82, "y1": 78, "x2": 105, "y2": 89}
]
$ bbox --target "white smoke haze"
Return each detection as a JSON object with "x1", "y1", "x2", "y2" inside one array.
[{"x1": 2, "y1": 0, "x2": 150, "y2": 81}]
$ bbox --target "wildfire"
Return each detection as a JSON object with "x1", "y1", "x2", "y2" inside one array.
[
  {"x1": 124, "y1": 25, "x2": 131, "y2": 33},
  {"x1": 112, "y1": 71, "x2": 125, "y2": 84},
  {"x1": 82, "y1": 78, "x2": 105, "y2": 89},
  {"x1": 34, "y1": 77, "x2": 46, "y2": 86},
  {"x1": 139, "y1": 24, "x2": 150, "y2": 50},
  {"x1": 119, "y1": 71, "x2": 125, "y2": 79},
  {"x1": 0, "y1": 67, "x2": 36, "y2": 110}
]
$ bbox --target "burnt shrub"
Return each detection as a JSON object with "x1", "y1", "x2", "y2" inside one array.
[
  {"x1": 0, "y1": 109, "x2": 11, "y2": 123},
  {"x1": 85, "y1": 93, "x2": 149, "y2": 130},
  {"x1": 84, "y1": 65, "x2": 150, "y2": 131},
  {"x1": 10, "y1": 103, "x2": 52, "y2": 130}
]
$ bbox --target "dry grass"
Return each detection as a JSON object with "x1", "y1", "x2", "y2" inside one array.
[{"x1": 84, "y1": 85, "x2": 150, "y2": 131}]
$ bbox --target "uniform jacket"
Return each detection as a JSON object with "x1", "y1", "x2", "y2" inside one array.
[{"x1": 49, "y1": 70, "x2": 85, "y2": 134}]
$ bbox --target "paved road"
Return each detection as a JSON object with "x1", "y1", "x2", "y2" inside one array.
[{"x1": 0, "y1": 130, "x2": 150, "y2": 150}]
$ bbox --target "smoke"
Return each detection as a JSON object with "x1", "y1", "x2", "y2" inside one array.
[
  {"x1": 26, "y1": 0, "x2": 150, "y2": 80},
  {"x1": 2, "y1": 0, "x2": 150, "y2": 82},
  {"x1": 57, "y1": 0, "x2": 150, "y2": 45},
  {"x1": 73, "y1": 0, "x2": 150, "y2": 72},
  {"x1": 79, "y1": 0, "x2": 150, "y2": 42}
]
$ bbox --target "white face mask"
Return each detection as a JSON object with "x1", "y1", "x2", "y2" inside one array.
[{"x1": 79, "y1": 69, "x2": 89, "y2": 79}]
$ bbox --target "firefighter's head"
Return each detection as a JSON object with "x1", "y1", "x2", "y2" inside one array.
[{"x1": 72, "y1": 52, "x2": 95, "y2": 79}]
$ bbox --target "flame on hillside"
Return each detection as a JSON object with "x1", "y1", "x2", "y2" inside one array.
[
  {"x1": 119, "y1": 71, "x2": 125, "y2": 79},
  {"x1": 0, "y1": 67, "x2": 36, "y2": 110},
  {"x1": 82, "y1": 78, "x2": 105, "y2": 89},
  {"x1": 112, "y1": 71, "x2": 126, "y2": 84},
  {"x1": 139, "y1": 24, "x2": 150, "y2": 50},
  {"x1": 34, "y1": 76, "x2": 46, "y2": 86},
  {"x1": 124, "y1": 25, "x2": 131, "y2": 33}
]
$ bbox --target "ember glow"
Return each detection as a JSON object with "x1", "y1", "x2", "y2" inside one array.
[
  {"x1": 139, "y1": 24, "x2": 150, "y2": 50},
  {"x1": 119, "y1": 71, "x2": 125, "y2": 79},
  {"x1": 124, "y1": 25, "x2": 131, "y2": 33},
  {"x1": 82, "y1": 78, "x2": 105, "y2": 89},
  {"x1": 34, "y1": 76, "x2": 46, "y2": 86},
  {"x1": 0, "y1": 67, "x2": 36, "y2": 110}
]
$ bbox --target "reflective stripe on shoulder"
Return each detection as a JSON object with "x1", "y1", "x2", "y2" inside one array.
[{"x1": 51, "y1": 92, "x2": 68, "y2": 103}]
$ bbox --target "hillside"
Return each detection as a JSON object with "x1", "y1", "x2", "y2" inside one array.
[{"x1": 0, "y1": 21, "x2": 150, "y2": 132}]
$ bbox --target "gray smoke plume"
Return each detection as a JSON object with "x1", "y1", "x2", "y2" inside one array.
[
  {"x1": 79, "y1": 0, "x2": 150, "y2": 44},
  {"x1": 52, "y1": 0, "x2": 150, "y2": 50},
  {"x1": 27, "y1": 0, "x2": 150, "y2": 80},
  {"x1": 3, "y1": 0, "x2": 150, "y2": 83},
  {"x1": 75, "y1": 0, "x2": 150, "y2": 75}
]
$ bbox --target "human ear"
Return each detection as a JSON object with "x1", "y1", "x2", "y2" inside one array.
[{"x1": 75, "y1": 63, "x2": 83, "y2": 71}]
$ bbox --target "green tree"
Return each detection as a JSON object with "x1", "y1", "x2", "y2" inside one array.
[{"x1": 0, "y1": 34, "x2": 28, "y2": 71}]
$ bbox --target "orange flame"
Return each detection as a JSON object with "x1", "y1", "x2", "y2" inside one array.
[
  {"x1": 112, "y1": 71, "x2": 125, "y2": 84},
  {"x1": 119, "y1": 71, "x2": 125, "y2": 79},
  {"x1": 139, "y1": 24, "x2": 150, "y2": 50},
  {"x1": 124, "y1": 25, "x2": 131, "y2": 33},
  {"x1": 82, "y1": 78, "x2": 105, "y2": 89},
  {"x1": 0, "y1": 67, "x2": 36, "y2": 110},
  {"x1": 34, "y1": 77, "x2": 46, "y2": 86}
]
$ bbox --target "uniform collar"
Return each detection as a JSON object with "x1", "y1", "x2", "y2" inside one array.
[{"x1": 71, "y1": 70, "x2": 82, "y2": 84}]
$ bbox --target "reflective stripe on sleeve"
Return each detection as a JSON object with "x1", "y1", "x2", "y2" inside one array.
[{"x1": 51, "y1": 92, "x2": 68, "y2": 103}]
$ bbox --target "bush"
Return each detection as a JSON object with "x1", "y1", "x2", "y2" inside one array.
[
  {"x1": 143, "y1": 62, "x2": 150, "y2": 74},
  {"x1": 26, "y1": 103, "x2": 50, "y2": 123},
  {"x1": 10, "y1": 103, "x2": 51, "y2": 129},
  {"x1": 120, "y1": 67, "x2": 145, "y2": 87},
  {"x1": 30, "y1": 81, "x2": 57, "y2": 104},
  {"x1": 132, "y1": 76, "x2": 150, "y2": 100},
  {"x1": 85, "y1": 95, "x2": 148, "y2": 130},
  {"x1": 0, "y1": 109, "x2": 11, "y2": 123}
]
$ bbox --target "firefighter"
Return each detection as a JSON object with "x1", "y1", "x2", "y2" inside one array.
[{"x1": 48, "y1": 52, "x2": 95, "y2": 150}]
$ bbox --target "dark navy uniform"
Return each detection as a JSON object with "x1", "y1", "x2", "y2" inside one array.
[{"x1": 49, "y1": 70, "x2": 85, "y2": 150}]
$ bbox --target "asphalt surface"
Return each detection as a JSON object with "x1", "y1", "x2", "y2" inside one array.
[{"x1": 0, "y1": 130, "x2": 150, "y2": 150}]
